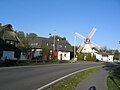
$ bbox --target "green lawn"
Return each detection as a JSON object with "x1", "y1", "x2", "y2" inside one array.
[
  {"x1": 107, "y1": 68, "x2": 120, "y2": 90},
  {"x1": 48, "y1": 67, "x2": 102, "y2": 90}
]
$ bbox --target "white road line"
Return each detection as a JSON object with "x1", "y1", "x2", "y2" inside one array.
[{"x1": 36, "y1": 65, "x2": 104, "y2": 90}]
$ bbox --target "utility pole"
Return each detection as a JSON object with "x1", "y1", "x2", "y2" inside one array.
[
  {"x1": 49, "y1": 30, "x2": 56, "y2": 53},
  {"x1": 53, "y1": 30, "x2": 56, "y2": 52},
  {"x1": 118, "y1": 41, "x2": 120, "y2": 60},
  {"x1": 74, "y1": 35, "x2": 76, "y2": 60}
]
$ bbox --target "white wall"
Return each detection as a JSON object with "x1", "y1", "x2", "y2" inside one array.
[
  {"x1": 94, "y1": 53, "x2": 102, "y2": 61},
  {"x1": 102, "y1": 56, "x2": 108, "y2": 62},
  {"x1": 107, "y1": 55, "x2": 114, "y2": 62},
  {"x1": 33, "y1": 49, "x2": 42, "y2": 57},
  {"x1": 82, "y1": 44, "x2": 93, "y2": 53},
  {"x1": 58, "y1": 51, "x2": 70, "y2": 60},
  {"x1": 94, "y1": 53, "x2": 114, "y2": 62},
  {"x1": 34, "y1": 51, "x2": 40, "y2": 57},
  {"x1": 1, "y1": 51, "x2": 17, "y2": 61},
  {"x1": 19, "y1": 52, "x2": 27, "y2": 60}
]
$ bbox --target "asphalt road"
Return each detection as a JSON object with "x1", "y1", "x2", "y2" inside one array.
[{"x1": 0, "y1": 62, "x2": 104, "y2": 90}]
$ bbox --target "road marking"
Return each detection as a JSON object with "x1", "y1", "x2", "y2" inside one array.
[{"x1": 36, "y1": 65, "x2": 104, "y2": 90}]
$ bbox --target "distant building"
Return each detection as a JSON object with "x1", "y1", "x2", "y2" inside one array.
[
  {"x1": 0, "y1": 24, "x2": 26, "y2": 63},
  {"x1": 95, "y1": 52, "x2": 114, "y2": 62},
  {"x1": 29, "y1": 37, "x2": 73, "y2": 61}
]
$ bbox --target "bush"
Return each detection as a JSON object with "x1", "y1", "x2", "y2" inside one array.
[
  {"x1": 76, "y1": 53, "x2": 96, "y2": 62},
  {"x1": 76, "y1": 53, "x2": 84, "y2": 61}
]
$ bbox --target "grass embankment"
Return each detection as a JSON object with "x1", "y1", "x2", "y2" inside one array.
[
  {"x1": 107, "y1": 68, "x2": 120, "y2": 90},
  {"x1": 48, "y1": 67, "x2": 102, "y2": 90}
]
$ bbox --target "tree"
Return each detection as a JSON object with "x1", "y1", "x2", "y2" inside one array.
[
  {"x1": 62, "y1": 37, "x2": 66, "y2": 40},
  {"x1": 16, "y1": 31, "x2": 26, "y2": 44},
  {"x1": 114, "y1": 50, "x2": 119, "y2": 60},
  {"x1": 49, "y1": 35, "x2": 66, "y2": 41},
  {"x1": 86, "y1": 53, "x2": 92, "y2": 61},
  {"x1": 101, "y1": 46, "x2": 107, "y2": 52},
  {"x1": 26, "y1": 33, "x2": 38, "y2": 42},
  {"x1": 15, "y1": 31, "x2": 38, "y2": 59},
  {"x1": 92, "y1": 54, "x2": 96, "y2": 62},
  {"x1": 42, "y1": 48, "x2": 50, "y2": 61}
]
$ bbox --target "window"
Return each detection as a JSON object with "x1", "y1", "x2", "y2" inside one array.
[
  {"x1": 47, "y1": 43, "x2": 49, "y2": 46},
  {"x1": 31, "y1": 43, "x2": 33, "y2": 46},
  {"x1": 39, "y1": 51, "x2": 42, "y2": 56},
  {"x1": 5, "y1": 40, "x2": 15, "y2": 45},
  {"x1": 14, "y1": 51, "x2": 21, "y2": 58},
  {"x1": 65, "y1": 46, "x2": 66, "y2": 48},
  {"x1": 10, "y1": 41, "x2": 14, "y2": 45},
  {"x1": 64, "y1": 54, "x2": 66, "y2": 57},
  {"x1": 6, "y1": 40, "x2": 10, "y2": 44},
  {"x1": 36, "y1": 43, "x2": 38, "y2": 45},
  {"x1": 59, "y1": 45, "x2": 62, "y2": 48}
]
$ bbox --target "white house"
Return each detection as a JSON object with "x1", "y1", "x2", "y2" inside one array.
[
  {"x1": 94, "y1": 52, "x2": 114, "y2": 62},
  {"x1": 56, "y1": 51, "x2": 70, "y2": 60},
  {"x1": 30, "y1": 37, "x2": 73, "y2": 61}
]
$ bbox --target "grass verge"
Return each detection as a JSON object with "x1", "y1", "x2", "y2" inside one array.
[
  {"x1": 107, "y1": 68, "x2": 120, "y2": 90},
  {"x1": 0, "y1": 60, "x2": 60, "y2": 67},
  {"x1": 48, "y1": 66, "x2": 103, "y2": 90}
]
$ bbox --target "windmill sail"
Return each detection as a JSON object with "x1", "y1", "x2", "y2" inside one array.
[
  {"x1": 77, "y1": 42, "x2": 85, "y2": 53},
  {"x1": 75, "y1": 27, "x2": 101, "y2": 53},
  {"x1": 87, "y1": 28, "x2": 96, "y2": 39},
  {"x1": 75, "y1": 32, "x2": 86, "y2": 40}
]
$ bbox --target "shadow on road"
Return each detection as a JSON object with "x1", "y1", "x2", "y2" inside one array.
[{"x1": 88, "y1": 86, "x2": 96, "y2": 90}]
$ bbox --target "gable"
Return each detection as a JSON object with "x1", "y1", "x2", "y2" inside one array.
[{"x1": 81, "y1": 44, "x2": 93, "y2": 53}]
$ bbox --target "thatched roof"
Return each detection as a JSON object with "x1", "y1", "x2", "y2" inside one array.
[{"x1": 0, "y1": 24, "x2": 19, "y2": 41}]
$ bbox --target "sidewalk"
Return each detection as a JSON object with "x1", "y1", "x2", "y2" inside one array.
[{"x1": 75, "y1": 69, "x2": 108, "y2": 90}]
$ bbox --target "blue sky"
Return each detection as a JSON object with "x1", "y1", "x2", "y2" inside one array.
[{"x1": 0, "y1": 0, "x2": 120, "y2": 50}]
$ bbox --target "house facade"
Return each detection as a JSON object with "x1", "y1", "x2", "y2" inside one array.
[
  {"x1": 95, "y1": 52, "x2": 114, "y2": 62},
  {"x1": 0, "y1": 24, "x2": 26, "y2": 63},
  {"x1": 29, "y1": 37, "x2": 73, "y2": 61},
  {"x1": 79, "y1": 46, "x2": 114, "y2": 62}
]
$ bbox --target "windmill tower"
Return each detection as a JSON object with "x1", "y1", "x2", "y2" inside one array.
[{"x1": 75, "y1": 28, "x2": 100, "y2": 54}]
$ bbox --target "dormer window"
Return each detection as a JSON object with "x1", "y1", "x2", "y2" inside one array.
[
  {"x1": 6, "y1": 40, "x2": 15, "y2": 45},
  {"x1": 11, "y1": 41, "x2": 14, "y2": 45},
  {"x1": 6, "y1": 40, "x2": 10, "y2": 44}
]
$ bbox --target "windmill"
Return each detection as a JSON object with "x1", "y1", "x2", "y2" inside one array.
[{"x1": 75, "y1": 28, "x2": 101, "y2": 53}]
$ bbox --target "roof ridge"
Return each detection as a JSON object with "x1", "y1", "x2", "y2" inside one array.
[{"x1": 0, "y1": 24, "x2": 13, "y2": 32}]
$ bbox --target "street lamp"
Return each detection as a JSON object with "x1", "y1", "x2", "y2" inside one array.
[
  {"x1": 49, "y1": 30, "x2": 56, "y2": 52},
  {"x1": 53, "y1": 30, "x2": 56, "y2": 51},
  {"x1": 57, "y1": 39, "x2": 59, "y2": 51}
]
